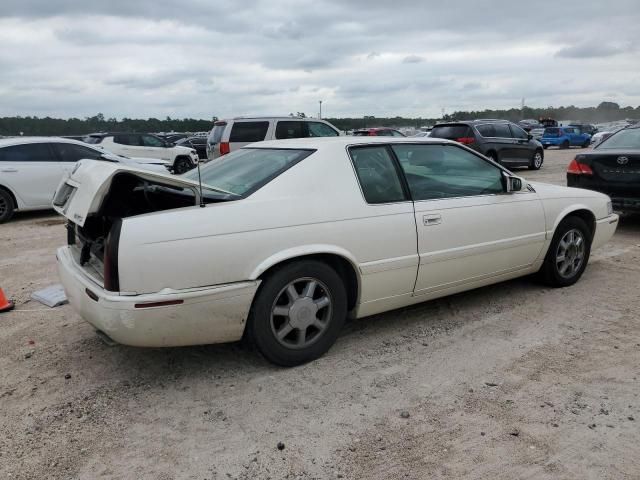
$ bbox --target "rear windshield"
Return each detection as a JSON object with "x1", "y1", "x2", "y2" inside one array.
[
  {"x1": 429, "y1": 125, "x2": 473, "y2": 139},
  {"x1": 207, "y1": 123, "x2": 226, "y2": 145},
  {"x1": 543, "y1": 128, "x2": 560, "y2": 136},
  {"x1": 183, "y1": 148, "x2": 313, "y2": 196},
  {"x1": 229, "y1": 121, "x2": 269, "y2": 143},
  {"x1": 597, "y1": 128, "x2": 640, "y2": 149}
]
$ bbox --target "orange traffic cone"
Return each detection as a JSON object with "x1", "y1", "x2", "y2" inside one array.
[{"x1": 0, "y1": 288, "x2": 14, "y2": 313}]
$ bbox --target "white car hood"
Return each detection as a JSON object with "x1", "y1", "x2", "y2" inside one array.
[
  {"x1": 529, "y1": 181, "x2": 608, "y2": 200},
  {"x1": 53, "y1": 160, "x2": 203, "y2": 227}
]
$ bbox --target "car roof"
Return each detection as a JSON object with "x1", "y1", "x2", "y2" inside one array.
[
  {"x1": 0, "y1": 136, "x2": 97, "y2": 148},
  {"x1": 247, "y1": 136, "x2": 455, "y2": 150},
  {"x1": 353, "y1": 127, "x2": 398, "y2": 131},
  {"x1": 221, "y1": 117, "x2": 332, "y2": 122},
  {"x1": 434, "y1": 119, "x2": 511, "y2": 126}
]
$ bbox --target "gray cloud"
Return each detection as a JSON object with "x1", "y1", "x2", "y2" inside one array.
[{"x1": 0, "y1": 0, "x2": 639, "y2": 119}]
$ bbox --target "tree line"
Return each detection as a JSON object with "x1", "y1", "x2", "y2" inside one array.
[{"x1": 0, "y1": 102, "x2": 637, "y2": 136}]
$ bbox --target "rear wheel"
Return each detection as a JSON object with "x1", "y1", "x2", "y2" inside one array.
[
  {"x1": 0, "y1": 189, "x2": 15, "y2": 224},
  {"x1": 561, "y1": 140, "x2": 570, "y2": 149},
  {"x1": 538, "y1": 216, "x2": 591, "y2": 287},
  {"x1": 528, "y1": 150, "x2": 543, "y2": 170},
  {"x1": 247, "y1": 260, "x2": 347, "y2": 366},
  {"x1": 582, "y1": 140, "x2": 590, "y2": 148}
]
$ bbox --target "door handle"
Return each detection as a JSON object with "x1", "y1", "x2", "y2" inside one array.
[
  {"x1": 1, "y1": 168, "x2": 18, "y2": 173},
  {"x1": 423, "y1": 214, "x2": 442, "y2": 226}
]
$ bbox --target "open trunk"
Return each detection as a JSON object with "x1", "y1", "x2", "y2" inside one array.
[{"x1": 53, "y1": 160, "x2": 227, "y2": 291}]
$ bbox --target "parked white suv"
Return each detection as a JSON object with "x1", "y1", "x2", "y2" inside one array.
[
  {"x1": 206, "y1": 117, "x2": 341, "y2": 160},
  {"x1": 0, "y1": 137, "x2": 170, "y2": 223},
  {"x1": 85, "y1": 133, "x2": 199, "y2": 174}
]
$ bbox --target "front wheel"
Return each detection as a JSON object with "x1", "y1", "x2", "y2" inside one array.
[
  {"x1": 528, "y1": 150, "x2": 543, "y2": 170},
  {"x1": 246, "y1": 260, "x2": 347, "y2": 366},
  {"x1": 561, "y1": 140, "x2": 570, "y2": 149},
  {"x1": 538, "y1": 217, "x2": 591, "y2": 287}
]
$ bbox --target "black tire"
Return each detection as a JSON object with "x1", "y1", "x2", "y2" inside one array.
[
  {"x1": 528, "y1": 150, "x2": 543, "y2": 170},
  {"x1": 543, "y1": 145, "x2": 548, "y2": 150},
  {"x1": 0, "y1": 188, "x2": 15, "y2": 224},
  {"x1": 538, "y1": 216, "x2": 591, "y2": 287},
  {"x1": 173, "y1": 157, "x2": 193, "y2": 174},
  {"x1": 582, "y1": 141, "x2": 590, "y2": 148},
  {"x1": 246, "y1": 260, "x2": 347, "y2": 366},
  {"x1": 561, "y1": 140, "x2": 570, "y2": 149}
]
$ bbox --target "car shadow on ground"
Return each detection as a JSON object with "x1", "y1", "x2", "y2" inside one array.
[
  {"x1": 9, "y1": 209, "x2": 61, "y2": 225},
  {"x1": 70, "y1": 274, "x2": 543, "y2": 385}
]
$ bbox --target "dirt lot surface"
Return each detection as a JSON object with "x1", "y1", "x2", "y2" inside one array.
[{"x1": 1, "y1": 148, "x2": 639, "y2": 479}]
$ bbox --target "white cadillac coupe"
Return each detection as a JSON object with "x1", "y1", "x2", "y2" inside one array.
[{"x1": 53, "y1": 137, "x2": 618, "y2": 366}]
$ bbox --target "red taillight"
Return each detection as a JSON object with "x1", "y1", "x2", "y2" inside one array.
[
  {"x1": 567, "y1": 158, "x2": 593, "y2": 175},
  {"x1": 368, "y1": 131, "x2": 376, "y2": 136},
  {"x1": 456, "y1": 137, "x2": 475, "y2": 145},
  {"x1": 219, "y1": 142, "x2": 230, "y2": 155}
]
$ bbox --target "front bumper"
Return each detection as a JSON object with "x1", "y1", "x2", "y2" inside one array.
[
  {"x1": 592, "y1": 214, "x2": 619, "y2": 250},
  {"x1": 56, "y1": 246, "x2": 259, "y2": 347}
]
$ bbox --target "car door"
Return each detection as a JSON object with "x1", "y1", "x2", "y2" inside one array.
[
  {"x1": 140, "y1": 134, "x2": 172, "y2": 160},
  {"x1": 491, "y1": 123, "x2": 519, "y2": 164},
  {"x1": 390, "y1": 143, "x2": 546, "y2": 295},
  {"x1": 508, "y1": 124, "x2": 533, "y2": 165},
  {"x1": 347, "y1": 145, "x2": 420, "y2": 313},
  {"x1": 0, "y1": 142, "x2": 64, "y2": 207}
]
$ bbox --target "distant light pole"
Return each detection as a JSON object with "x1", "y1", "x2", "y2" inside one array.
[{"x1": 319, "y1": 100, "x2": 323, "y2": 119}]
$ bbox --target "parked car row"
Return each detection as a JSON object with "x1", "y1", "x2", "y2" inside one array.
[{"x1": 0, "y1": 137, "x2": 171, "y2": 223}]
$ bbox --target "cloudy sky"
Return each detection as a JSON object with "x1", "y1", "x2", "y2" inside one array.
[{"x1": 1, "y1": 0, "x2": 639, "y2": 119}]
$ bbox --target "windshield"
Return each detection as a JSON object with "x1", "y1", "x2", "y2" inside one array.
[
  {"x1": 183, "y1": 148, "x2": 314, "y2": 196},
  {"x1": 596, "y1": 128, "x2": 640, "y2": 149}
]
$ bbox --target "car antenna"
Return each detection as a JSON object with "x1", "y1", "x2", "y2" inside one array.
[{"x1": 196, "y1": 160, "x2": 205, "y2": 208}]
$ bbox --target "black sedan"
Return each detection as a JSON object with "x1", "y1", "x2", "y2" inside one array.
[
  {"x1": 567, "y1": 124, "x2": 640, "y2": 212},
  {"x1": 175, "y1": 136, "x2": 207, "y2": 160}
]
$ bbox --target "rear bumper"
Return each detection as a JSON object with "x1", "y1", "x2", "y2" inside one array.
[
  {"x1": 592, "y1": 214, "x2": 619, "y2": 250},
  {"x1": 56, "y1": 246, "x2": 259, "y2": 347},
  {"x1": 566, "y1": 178, "x2": 640, "y2": 211}
]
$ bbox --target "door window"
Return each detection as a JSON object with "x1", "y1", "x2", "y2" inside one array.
[
  {"x1": 390, "y1": 130, "x2": 405, "y2": 137},
  {"x1": 391, "y1": 144, "x2": 503, "y2": 201},
  {"x1": 492, "y1": 124, "x2": 512, "y2": 138},
  {"x1": 476, "y1": 124, "x2": 496, "y2": 137},
  {"x1": 307, "y1": 122, "x2": 339, "y2": 137},
  {"x1": 349, "y1": 146, "x2": 407, "y2": 204},
  {"x1": 0, "y1": 143, "x2": 53, "y2": 162},
  {"x1": 275, "y1": 121, "x2": 305, "y2": 139},
  {"x1": 509, "y1": 124, "x2": 528, "y2": 140},
  {"x1": 113, "y1": 134, "x2": 139, "y2": 146},
  {"x1": 229, "y1": 122, "x2": 269, "y2": 142},
  {"x1": 53, "y1": 143, "x2": 103, "y2": 162},
  {"x1": 141, "y1": 135, "x2": 165, "y2": 147}
]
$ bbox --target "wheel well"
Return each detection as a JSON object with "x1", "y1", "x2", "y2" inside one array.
[
  {"x1": 0, "y1": 185, "x2": 17, "y2": 208},
  {"x1": 258, "y1": 253, "x2": 359, "y2": 311},
  {"x1": 562, "y1": 209, "x2": 596, "y2": 239},
  {"x1": 174, "y1": 155, "x2": 191, "y2": 164}
]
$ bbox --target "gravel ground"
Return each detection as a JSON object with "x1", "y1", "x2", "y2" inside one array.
[{"x1": 1, "y1": 147, "x2": 639, "y2": 480}]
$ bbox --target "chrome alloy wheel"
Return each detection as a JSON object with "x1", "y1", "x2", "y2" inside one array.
[
  {"x1": 556, "y1": 228, "x2": 585, "y2": 279},
  {"x1": 533, "y1": 152, "x2": 543, "y2": 168},
  {"x1": 270, "y1": 277, "x2": 332, "y2": 349}
]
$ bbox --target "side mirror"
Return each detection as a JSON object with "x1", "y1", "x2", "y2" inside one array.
[{"x1": 503, "y1": 173, "x2": 524, "y2": 193}]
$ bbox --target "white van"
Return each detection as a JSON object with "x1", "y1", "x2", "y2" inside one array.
[{"x1": 206, "y1": 117, "x2": 341, "y2": 161}]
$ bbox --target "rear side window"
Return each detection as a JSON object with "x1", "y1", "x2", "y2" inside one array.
[
  {"x1": 113, "y1": 134, "x2": 139, "y2": 146},
  {"x1": 229, "y1": 122, "x2": 269, "y2": 142},
  {"x1": 349, "y1": 146, "x2": 407, "y2": 204},
  {"x1": 53, "y1": 143, "x2": 103, "y2": 162},
  {"x1": 492, "y1": 124, "x2": 512, "y2": 138},
  {"x1": 544, "y1": 128, "x2": 559, "y2": 136},
  {"x1": 430, "y1": 125, "x2": 473, "y2": 140},
  {"x1": 352, "y1": 131, "x2": 371, "y2": 136},
  {"x1": 307, "y1": 122, "x2": 339, "y2": 137},
  {"x1": 0, "y1": 143, "x2": 53, "y2": 162},
  {"x1": 141, "y1": 135, "x2": 165, "y2": 147},
  {"x1": 275, "y1": 121, "x2": 305, "y2": 139},
  {"x1": 476, "y1": 124, "x2": 496, "y2": 137}
]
